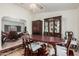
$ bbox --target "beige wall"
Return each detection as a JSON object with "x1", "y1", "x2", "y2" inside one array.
[
  {"x1": 0, "y1": 3, "x2": 33, "y2": 50},
  {"x1": 33, "y1": 8, "x2": 79, "y2": 40}
]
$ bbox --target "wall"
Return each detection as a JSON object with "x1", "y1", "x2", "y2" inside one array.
[
  {"x1": 33, "y1": 8, "x2": 79, "y2": 40},
  {"x1": 0, "y1": 3, "x2": 33, "y2": 50}
]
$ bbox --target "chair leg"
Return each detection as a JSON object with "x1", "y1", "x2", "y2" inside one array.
[
  {"x1": 24, "y1": 48, "x2": 29, "y2": 56},
  {"x1": 24, "y1": 49, "x2": 27, "y2": 56},
  {"x1": 68, "y1": 49, "x2": 74, "y2": 56}
]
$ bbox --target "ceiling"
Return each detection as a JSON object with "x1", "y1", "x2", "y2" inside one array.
[{"x1": 16, "y1": 3, "x2": 79, "y2": 13}]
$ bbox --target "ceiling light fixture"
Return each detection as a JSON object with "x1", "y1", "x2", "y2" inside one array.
[
  {"x1": 29, "y1": 3, "x2": 45, "y2": 13},
  {"x1": 30, "y1": 4, "x2": 37, "y2": 9}
]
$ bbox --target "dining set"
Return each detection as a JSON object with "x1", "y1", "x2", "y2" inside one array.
[{"x1": 21, "y1": 32, "x2": 74, "y2": 56}]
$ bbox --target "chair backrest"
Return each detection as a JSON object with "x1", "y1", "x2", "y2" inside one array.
[
  {"x1": 65, "y1": 31, "x2": 73, "y2": 39},
  {"x1": 22, "y1": 33, "x2": 31, "y2": 48},
  {"x1": 65, "y1": 34, "x2": 72, "y2": 49},
  {"x1": 22, "y1": 33, "x2": 32, "y2": 56}
]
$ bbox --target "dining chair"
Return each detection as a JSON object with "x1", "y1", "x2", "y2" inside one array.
[
  {"x1": 56, "y1": 34, "x2": 72, "y2": 56},
  {"x1": 64, "y1": 31, "x2": 78, "y2": 51},
  {"x1": 61, "y1": 31, "x2": 73, "y2": 45},
  {"x1": 22, "y1": 34, "x2": 33, "y2": 56},
  {"x1": 22, "y1": 34, "x2": 42, "y2": 56}
]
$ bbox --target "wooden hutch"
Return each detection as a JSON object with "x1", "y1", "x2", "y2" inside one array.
[{"x1": 44, "y1": 16, "x2": 62, "y2": 38}]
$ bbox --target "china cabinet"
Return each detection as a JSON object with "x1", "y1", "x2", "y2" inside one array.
[
  {"x1": 32, "y1": 20, "x2": 42, "y2": 35},
  {"x1": 44, "y1": 16, "x2": 61, "y2": 38}
]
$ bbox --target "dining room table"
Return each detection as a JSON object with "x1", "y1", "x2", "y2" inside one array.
[{"x1": 30, "y1": 35, "x2": 64, "y2": 56}]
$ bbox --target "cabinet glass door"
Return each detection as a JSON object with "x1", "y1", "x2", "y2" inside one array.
[
  {"x1": 44, "y1": 22, "x2": 48, "y2": 32},
  {"x1": 49, "y1": 21, "x2": 53, "y2": 33},
  {"x1": 54, "y1": 19, "x2": 60, "y2": 33}
]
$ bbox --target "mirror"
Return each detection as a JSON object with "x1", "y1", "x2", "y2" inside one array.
[{"x1": 1, "y1": 16, "x2": 26, "y2": 50}]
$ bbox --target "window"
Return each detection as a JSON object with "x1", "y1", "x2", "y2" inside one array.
[
  {"x1": 4, "y1": 25, "x2": 10, "y2": 32},
  {"x1": 16, "y1": 26, "x2": 21, "y2": 32},
  {"x1": 4, "y1": 25, "x2": 21, "y2": 32}
]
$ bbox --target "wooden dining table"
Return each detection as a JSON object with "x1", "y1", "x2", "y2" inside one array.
[{"x1": 30, "y1": 35, "x2": 64, "y2": 56}]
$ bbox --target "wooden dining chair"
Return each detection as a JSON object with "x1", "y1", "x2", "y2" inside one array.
[
  {"x1": 22, "y1": 35, "x2": 30, "y2": 56},
  {"x1": 58, "y1": 31, "x2": 73, "y2": 46},
  {"x1": 22, "y1": 34, "x2": 32, "y2": 56},
  {"x1": 22, "y1": 34, "x2": 38, "y2": 56},
  {"x1": 64, "y1": 31, "x2": 77, "y2": 51},
  {"x1": 56, "y1": 34, "x2": 72, "y2": 56}
]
